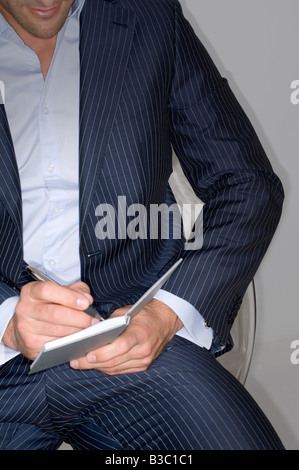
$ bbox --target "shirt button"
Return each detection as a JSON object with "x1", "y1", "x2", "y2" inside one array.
[
  {"x1": 43, "y1": 106, "x2": 49, "y2": 115},
  {"x1": 53, "y1": 206, "x2": 60, "y2": 214},
  {"x1": 47, "y1": 163, "x2": 55, "y2": 173},
  {"x1": 48, "y1": 259, "x2": 56, "y2": 268}
]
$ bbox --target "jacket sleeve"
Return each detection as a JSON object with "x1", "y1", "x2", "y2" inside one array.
[{"x1": 163, "y1": 0, "x2": 284, "y2": 346}]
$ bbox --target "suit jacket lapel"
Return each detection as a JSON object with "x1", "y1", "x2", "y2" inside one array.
[
  {"x1": 79, "y1": 0, "x2": 136, "y2": 229},
  {"x1": 0, "y1": 104, "x2": 22, "y2": 241}
]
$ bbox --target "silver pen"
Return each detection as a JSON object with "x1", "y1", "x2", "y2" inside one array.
[{"x1": 26, "y1": 266, "x2": 104, "y2": 321}]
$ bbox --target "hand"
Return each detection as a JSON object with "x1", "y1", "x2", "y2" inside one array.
[
  {"x1": 2, "y1": 280, "x2": 95, "y2": 360},
  {"x1": 70, "y1": 299, "x2": 184, "y2": 375}
]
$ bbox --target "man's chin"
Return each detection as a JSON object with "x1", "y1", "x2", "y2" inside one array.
[
  {"x1": 15, "y1": 14, "x2": 67, "y2": 39},
  {"x1": 0, "y1": 1, "x2": 75, "y2": 40}
]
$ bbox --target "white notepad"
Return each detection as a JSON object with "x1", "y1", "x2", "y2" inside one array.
[{"x1": 29, "y1": 258, "x2": 182, "y2": 374}]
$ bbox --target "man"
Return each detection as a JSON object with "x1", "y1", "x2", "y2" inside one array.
[{"x1": 0, "y1": 0, "x2": 284, "y2": 450}]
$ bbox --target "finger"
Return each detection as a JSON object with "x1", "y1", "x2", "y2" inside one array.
[
  {"x1": 88, "y1": 324, "x2": 141, "y2": 362},
  {"x1": 109, "y1": 306, "x2": 132, "y2": 318},
  {"x1": 70, "y1": 326, "x2": 154, "y2": 373},
  {"x1": 21, "y1": 281, "x2": 91, "y2": 311},
  {"x1": 68, "y1": 282, "x2": 93, "y2": 304},
  {"x1": 70, "y1": 330, "x2": 153, "y2": 373},
  {"x1": 33, "y1": 303, "x2": 94, "y2": 329},
  {"x1": 70, "y1": 354, "x2": 151, "y2": 375},
  {"x1": 68, "y1": 281, "x2": 91, "y2": 294},
  {"x1": 15, "y1": 300, "x2": 93, "y2": 333}
]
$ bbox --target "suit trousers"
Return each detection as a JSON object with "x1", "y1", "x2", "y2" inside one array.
[{"x1": 0, "y1": 336, "x2": 284, "y2": 450}]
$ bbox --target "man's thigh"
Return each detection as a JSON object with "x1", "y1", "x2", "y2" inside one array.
[
  {"x1": 0, "y1": 422, "x2": 62, "y2": 450},
  {"x1": 48, "y1": 337, "x2": 283, "y2": 450},
  {"x1": 0, "y1": 356, "x2": 62, "y2": 450},
  {"x1": 0, "y1": 337, "x2": 284, "y2": 450}
]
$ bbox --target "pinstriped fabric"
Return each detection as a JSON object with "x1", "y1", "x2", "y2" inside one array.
[
  {"x1": 0, "y1": 0, "x2": 285, "y2": 449},
  {"x1": 76, "y1": 0, "x2": 283, "y2": 344},
  {"x1": 0, "y1": 0, "x2": 284, "y2": 337},
  {"x1": 78, "y1": 0, "x2": 182, "y2": 313},
  {"x1": 157, "y1": 0, "x2": 284, "y2": 344},
  {"x1": 0, "y1": 337, "x2": 284, "y2": 450},
  {"x1": 0, "y1": 105, "x2": 22, "y2": 231},
  {"x1": 79, "y1": 1, "x2": 136, "y2": 230},
  {"x1": 0, "y1": 105, "x2": 24, "y2": 296}
]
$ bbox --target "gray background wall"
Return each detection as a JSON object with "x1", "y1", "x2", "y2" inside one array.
[{"x1": 180, "y1": 0, "x2": 299, "y2": 450}]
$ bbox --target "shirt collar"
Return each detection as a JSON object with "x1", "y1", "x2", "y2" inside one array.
[
  {"x1": 0, "y1": 12, "x2": 12, "y2": 37},
  {"x1": 68, "y1": 0, "x2": 86, "y2": 20}
]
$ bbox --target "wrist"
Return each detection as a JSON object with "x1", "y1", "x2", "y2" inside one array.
[
  {"x1": 148, "y1": 298, "x2": 184, "y2": 334},
  {"x1": 2, "y1": 316, "x2": 17, "y2": 350}
]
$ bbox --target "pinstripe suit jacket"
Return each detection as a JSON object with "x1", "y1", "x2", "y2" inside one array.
[{"x1": 0, "y1": 0, "x2": 283, "y2": 351}]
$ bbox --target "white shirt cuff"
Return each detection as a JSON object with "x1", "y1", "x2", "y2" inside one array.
[
  {"x1": 0, "y1": 296, "x2": 20, "y2": 365},
  {"x1": 154, "y1": 289, "x2": 213, "y2": 349}
]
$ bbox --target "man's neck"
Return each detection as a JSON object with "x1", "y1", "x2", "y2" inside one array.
[
  {"x1": 0, "y1": 8, "x2": 57, "y2": 79},
  {"x1": 26, "y1": 35, "x2": 57, "y2": 80}
]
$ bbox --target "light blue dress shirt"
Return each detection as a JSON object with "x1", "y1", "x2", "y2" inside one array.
[{"x1": 0, "y1": 0, "x2": 213, "y2": 365}]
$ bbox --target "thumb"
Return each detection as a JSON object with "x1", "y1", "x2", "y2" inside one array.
[{"x1": 110, "y1": 306, "x2": 133, "y2": 318}]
